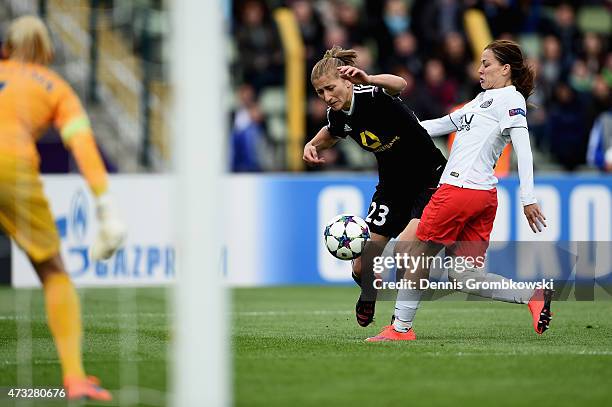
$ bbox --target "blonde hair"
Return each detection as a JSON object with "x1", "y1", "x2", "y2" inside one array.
[
  {"x1": 3, "y1": 15, "x2": 54, "y2": 65},
  {"x1": 311, "y1": 45, "x2": 357, "y2": 83}
]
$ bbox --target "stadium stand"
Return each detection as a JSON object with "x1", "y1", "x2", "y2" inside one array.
[
  {"x1": 1, "y1": 0, "x2": 610, "y2": 173},
  {"x1": 229, "y1": 0, "x2": 611, "y2": 174},
  {"x1": 1, "y1": 0, "x2": 169, "y2": 172}
]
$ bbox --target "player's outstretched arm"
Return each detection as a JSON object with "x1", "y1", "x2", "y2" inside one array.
[
  {"x1": 420, "y1": 115, "x2": 459, "y2": 137},
  {"x1": 509, "y1": 127, "x2": 546, "y2": 233},
  {"x1": 55, "y1": 81, "x2": 127, "y2": 259},
  {"x1": 366, "y1": 74, "x2": 407, "y2": 96},
  {"x1": 65, "y1": 130, "x2": 128, "y2": 259},
  {"x1": 303, "y1": 126, "x2": 338, "y2": 165},
  {"x1": 337, "y1": 66, "x2": 406, "y2": 96}
]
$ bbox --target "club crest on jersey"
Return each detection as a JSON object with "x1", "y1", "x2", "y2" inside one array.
[
  {"x1": 509, "y1": 108, "x2": 526, "y2": 117},
  {"x1": 480, "y1": 99, "x2": 493, "y2": 108}
]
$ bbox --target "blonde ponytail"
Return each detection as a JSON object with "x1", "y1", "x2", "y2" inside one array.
[{"x1": 311, "y1": 46, "x2": 357, "y2": 83}]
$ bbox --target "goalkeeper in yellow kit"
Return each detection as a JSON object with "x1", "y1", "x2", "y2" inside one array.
[{"x1": 0, "y1": 16, "x2": 126, "y2": 401}]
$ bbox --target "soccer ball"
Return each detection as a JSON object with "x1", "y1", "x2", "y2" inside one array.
[{"x1": 323, "y1": 214, "x2": 370, "y2": 260}]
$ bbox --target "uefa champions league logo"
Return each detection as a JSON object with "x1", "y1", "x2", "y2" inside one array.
[
  {"x1": 56, "y1": 188, "x2": 91, "y2": 277},
  {"x1": 70, "y1": 189, "x2": 88, "y2": 243},
  {"x1": 56, "y1": 187, "x2": 175, "y2": 281},
  {"x1": 56, "y1": 188, "x2": 90, "y2": 245}
]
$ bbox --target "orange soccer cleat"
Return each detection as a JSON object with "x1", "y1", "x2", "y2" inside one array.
[
  {"x1": 64, "y1": 375, "x2": 113, "y2": 401},
  {"x1": 365, "y1": 325, "x2": 417, "y2": 342},
  {"x1": 528, "y1": 289, "x2": 554, "y2": 335}
]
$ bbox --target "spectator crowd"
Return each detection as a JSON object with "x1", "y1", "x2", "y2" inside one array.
[{"x1": 230, "y1": 0, "x2": 611, "y2": 173}]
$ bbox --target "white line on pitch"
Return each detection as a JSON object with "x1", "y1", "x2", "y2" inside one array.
[
  {"x1": 0, "y1": 307, "x2": 531, "y2": 321},
  {"x1": 0, "y1": 310, "x2": 354, "y2": 320}
]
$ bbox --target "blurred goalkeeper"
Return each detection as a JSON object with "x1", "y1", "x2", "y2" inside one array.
[{"x1": 0, "y1": 16, "x2": 126, "y2": 401}]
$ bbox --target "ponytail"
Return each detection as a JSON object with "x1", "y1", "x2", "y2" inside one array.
[
  {"x1": 485, "y1": 40, "x2": 535, "y2": 100},
  {"x1": 512, "y1": 62, "x2": 536, "y2": 100},
  {"x1": 311, "y1": 46, "x2": 357, "y2": 83}
]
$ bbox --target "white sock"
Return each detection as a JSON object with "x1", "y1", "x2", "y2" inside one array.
[
  {"x1": 448, "y1": 266, "x2": 534, "y2": 304},
  {"x1": 393, "y1": 287, "x2": 422, "y2": 332}
]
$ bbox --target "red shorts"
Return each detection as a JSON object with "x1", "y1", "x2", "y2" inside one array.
[{"x1": 416, "y1": 184, "x2": 497, "y2": 257}]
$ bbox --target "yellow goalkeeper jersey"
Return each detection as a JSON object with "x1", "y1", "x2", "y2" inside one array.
[{"x1": 0, "y1": 59, "x2": 107, "y2": 195}]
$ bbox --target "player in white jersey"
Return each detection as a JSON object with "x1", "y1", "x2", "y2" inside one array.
[{"x1": 367, "y1": 40, "x2": 553, "y2": 342}]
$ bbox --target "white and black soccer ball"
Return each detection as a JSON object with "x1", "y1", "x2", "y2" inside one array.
[{"x1": 323, "y1": 214, "x2": 370, "y2": 260}]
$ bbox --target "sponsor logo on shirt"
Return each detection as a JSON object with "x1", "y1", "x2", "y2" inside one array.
[
  {"x1": 344, "y1": 124, "x2": 352, "y2": 132},
  {"x1": 509, "y1": 108, "x2": 526, "y2": 117},
  {"x1": 480, "y1": 98, "x2": 493, "y2": 108},
  {"x1": 450, "y1": 171, "x2": 459, "y2": 178},
  {"x1": 458, "y1": 114, "x2": 474, "y2": 132},
  {"x1": 359, "y1": 130, "x2": 381, "y2": 149},
  {"x1": 373, "y1": 135, "x2": 400, "y2": 153},
  {"x1": 358, "y1": 130, "x2": 401, "y2": 153}
]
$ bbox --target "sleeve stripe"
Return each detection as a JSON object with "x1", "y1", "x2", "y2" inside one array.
[
  {"x1": 448, "y1": 114, "x2": 459, "y2": 131},
  {"x1": 61, "y1": 116, "x2": 91, "y2": 142},
  {"x1": 381, "y1": 88, "x2": 401, "y2": 98},
  {"x1": 354, "y1": 85, "x2": 374, "y2": 91}
]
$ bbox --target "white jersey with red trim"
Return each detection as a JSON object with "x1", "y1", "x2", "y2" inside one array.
[{"x1": 429, "y1": 85, "x2": 528, "y2": 190}]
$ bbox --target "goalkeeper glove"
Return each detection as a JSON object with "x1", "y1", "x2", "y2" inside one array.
[{"x1": 90, "y1": 193, "x2": 127, "y2": 261}]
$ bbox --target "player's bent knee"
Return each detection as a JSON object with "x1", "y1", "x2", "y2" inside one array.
[
  {"x1": 352, "y1": 256, "x2": 362, "y2": 276},
  {"x1": 447, "y1": 262, "x2": 486, "y2": 283},
  {"x1": 395, "y1": 219, "x2": 419, "y2": 243},
  {"x1": 32, "y1": 254, "x2": 67, "y2": 283}
]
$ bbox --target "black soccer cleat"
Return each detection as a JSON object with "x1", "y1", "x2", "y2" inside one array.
[{"x1": 356, "y1": 297, "x2": 375, "y2": 327}]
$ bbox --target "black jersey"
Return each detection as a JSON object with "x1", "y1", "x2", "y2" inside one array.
[{"x1": 326, "y1": 85, "x2": 446, "y2": 193}]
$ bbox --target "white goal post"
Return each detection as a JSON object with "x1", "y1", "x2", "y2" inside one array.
[{"x1": 171, "y1": 0, "x2": 229, "y2": 406}]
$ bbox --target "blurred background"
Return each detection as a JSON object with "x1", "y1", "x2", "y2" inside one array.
[
  {"x1": 0, "y1": 2, "x2": 610, "y2": 404},
  {"x1": 0, "y1": 0, "x2": 610, "y2": 176},
  {"x1": 2, "y1": 0, "x2": 610, "y2": 286}
]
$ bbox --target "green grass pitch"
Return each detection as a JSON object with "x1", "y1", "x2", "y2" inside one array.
[{"x1": 1, "y1": 286, "x2": 611, "y2": 406}]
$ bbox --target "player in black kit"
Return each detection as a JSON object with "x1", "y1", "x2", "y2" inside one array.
[{"x1": 303, "y1": 46, "x2": 447, "y2": 327}]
